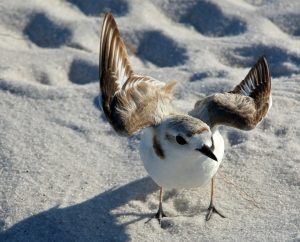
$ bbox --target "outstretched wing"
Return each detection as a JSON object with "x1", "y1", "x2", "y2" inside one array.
[
  {"x1": 99, "y1": 13, "x2": 175, "y2": 136},
  {"x1": 190, "y1": 56, "x2": 271, "y2": 130},
  {"x1": 99, "y1": 12, "x2": 133, "y2": 119}
]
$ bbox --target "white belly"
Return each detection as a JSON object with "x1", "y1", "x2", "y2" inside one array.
[{"x1": 140, "y1": 129, "x2": 224, "y2": 189}]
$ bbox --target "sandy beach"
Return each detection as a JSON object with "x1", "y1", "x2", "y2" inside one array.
[{"x1": 0, "y1": 0, "x2": 299, "y2": 241}]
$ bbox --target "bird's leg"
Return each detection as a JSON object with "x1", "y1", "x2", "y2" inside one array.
[
  {"x1": 155, "y1": 187, "x2": 167, "y2": 223},
  {"x1": 206, "y1": 177, "x2": 226, "y2": 221}
]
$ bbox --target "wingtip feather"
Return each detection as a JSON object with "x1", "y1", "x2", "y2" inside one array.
[{"x1": 232, "y1": 56, "x2": 271, "y2": 97}]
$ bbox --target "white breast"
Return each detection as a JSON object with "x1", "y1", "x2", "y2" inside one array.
[{"x1": 140, "y1": 128, "x2": 224, "y2": 189}]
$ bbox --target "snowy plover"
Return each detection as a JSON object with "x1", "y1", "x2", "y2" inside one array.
[{"x1": 99, "y1": 13, "x2": 272, "y2": 223}]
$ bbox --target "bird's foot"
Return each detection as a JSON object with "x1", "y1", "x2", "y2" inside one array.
[
  {"x1": 206, "y1": 203, "x2": 226, "y2": 221},
  {"x1": 155, "y1": 207, "x2": 167, "y2": 224},
  {"x1": 145, "y1": 206, "x2": 167, "y2": 224}
]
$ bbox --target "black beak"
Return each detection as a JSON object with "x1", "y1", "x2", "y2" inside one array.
[{"x1": 196, "y1": 145, "x2": 218, "y2": 162}]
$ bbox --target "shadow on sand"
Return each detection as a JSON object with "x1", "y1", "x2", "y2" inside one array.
[{"x1": 0, "y1": 177, "x2": 158, "y2": 242}]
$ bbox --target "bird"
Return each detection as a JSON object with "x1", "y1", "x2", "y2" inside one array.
[{"x1": 98, "y1": 12, "x2": 272, "y2": 223}]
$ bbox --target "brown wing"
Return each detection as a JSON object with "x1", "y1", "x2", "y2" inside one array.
[
  {"x1": 99, "y1": 13, "x2": 176, "y2": 136},
  {"x1": 99, "y1": 12, "x2": 133, "y2": 120},
  {"x1": 190, "y1": 56, "x2": 272, "y2": 130}
]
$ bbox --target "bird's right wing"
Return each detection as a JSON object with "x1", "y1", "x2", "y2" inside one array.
[
  {"x1": 190, "y1": 56, "x2": 272, "y2": 130},
  {"x1": 99, "y1": 13, "x2": 176, "y2": 136}
]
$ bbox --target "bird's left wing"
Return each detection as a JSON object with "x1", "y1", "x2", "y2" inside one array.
[{"x1": 189, "y1": 56, "x2": 271, "y2": 130}]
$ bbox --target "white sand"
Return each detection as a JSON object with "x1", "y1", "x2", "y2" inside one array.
[{"x1": 0, "y1": 0, "x2": 299, "y2": 241}]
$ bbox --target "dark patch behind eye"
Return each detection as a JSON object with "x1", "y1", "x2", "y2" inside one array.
[
  {"x1": 211, "y1": 136, "x2": 215, "y2": 150},
  {"x1": 153, "y1": 135, "x2": 165, "y2": 159}
]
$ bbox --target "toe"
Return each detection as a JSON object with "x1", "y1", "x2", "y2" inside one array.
[{"x1": 206, "y1": 205, "x2": 226, "y2": 221}]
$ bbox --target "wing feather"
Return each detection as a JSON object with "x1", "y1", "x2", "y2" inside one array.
[
  {"x1": 190, "y1": 56, "x2": 272, "y2": 130},
  {"x1": 99, "y1": 13, "x2": 176, "y2": 136}
]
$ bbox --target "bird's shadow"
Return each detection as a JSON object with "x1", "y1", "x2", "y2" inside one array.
[{"x1": 0, "y1": 177, "x2": 158, "y2": 242}]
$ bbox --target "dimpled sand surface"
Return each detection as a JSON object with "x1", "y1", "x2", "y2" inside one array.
[{"x1": 0, "y1": 0, "x2": 299, "y2": 241}]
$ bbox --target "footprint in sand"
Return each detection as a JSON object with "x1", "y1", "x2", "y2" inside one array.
[
  {"x1": 270, "y1": 14, "x2": 300, "y2": 37},
  {"x1": 227, "y1": 130, "x2": 248, "y2": 146},
  {"x1": 24, "y1": 12, "x2": 72, "y2": 48},
  {"x1": 223, "y1": 44, "x2": 300, "y2": 77},
  {"x1": 69, "y1": 59, "x2": 98, "y2": 85},
  {"x1": 157, "y1": 0, "x2": 246, "y2": 37},
  {"x1": 137, "y1": 31, "x2": 188, "y2": 67},
  {"x1": 67, "y1": 0, "x2": 129, "y2": 17},
  {"x1": 275, "y1": 127, "x2": 288, "y2": 137}
]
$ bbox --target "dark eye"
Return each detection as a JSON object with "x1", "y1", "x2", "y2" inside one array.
[{"x1": 176, "y1": 135, "x2": 187, "y2": 145}]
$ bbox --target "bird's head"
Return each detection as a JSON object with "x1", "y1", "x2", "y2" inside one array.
[{"x1": 154, "y1": 115, "x2": 218, "y2": 162}]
